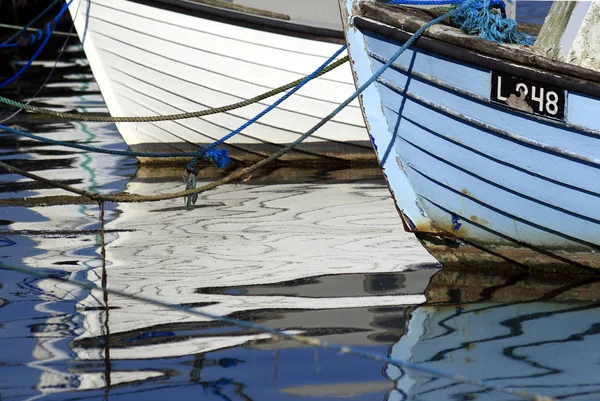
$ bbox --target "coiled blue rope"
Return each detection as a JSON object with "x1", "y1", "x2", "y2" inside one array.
[
  {"x1": 388, "y1": 0, "x2": 535, "y2": 45},
  {"x1": 0, "y1": 0, "x2": 73, "y2": 89},
  {"x1": 388, "y1": 0, "x2": 463, "y2": 4}
]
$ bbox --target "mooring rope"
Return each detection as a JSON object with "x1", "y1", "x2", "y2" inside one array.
[
  {"x1": 0, "y1": 22, "x2": 75, "y2": 37},
  {"x1": 0, "y1": 262, "x2": 555, "y2": 401},
  {"x1": 388, "y1": 0, "x2": 535, "y2": 44},
  {"x1": 0, "y1": 0, "x2": 61, "y2": 46},
  {"x1": 182, "y1": 44, "x2": 348, "y2": 207},
  {"x1": 0, "y1": 56, "x2": 349, "y2": 122},
  {"x1": 0, "y1": 48, "x2": 348, "y2": 173},
  {"x1": 0, "y1": 0, "x2": 73, "y2": 89},
  {"x1": 0, "y1": 0, "x2": 81, "y2": 124},
  {"x1": 0, "y1": 3, "x2": 490, "y2": 208}
]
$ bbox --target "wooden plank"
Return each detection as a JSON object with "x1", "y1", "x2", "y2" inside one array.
[
  {"x1": 180, "y1": 0, "x2": 290, "y2": 20},
  {"x1": 359, "y1": 2, "x2": 600, "y2": 84},
  {"x1": 534, "y1": 1, "x2": 600, "y2": 73}
]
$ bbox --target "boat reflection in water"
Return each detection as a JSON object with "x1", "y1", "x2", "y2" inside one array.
[
  {"x1": 388, "y1": 269, "x2": 600, "y2": 401},
  {"x1": 3, "y1": 160, "x2": 437, "y2": 399}
]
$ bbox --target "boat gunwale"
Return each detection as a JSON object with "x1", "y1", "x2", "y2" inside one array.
[
  {"x1": 123, "y1": 0, "x2": 346, "y2": 42},
  {"x1": 367, "y1": 51, "x2": 600, "y2": 139},
  {"x1": 339, "y1": 1, "x2": 600, "y2": 272},
  {"x1": 353, "y1": 16, "x2": 600, "y2": 99}
]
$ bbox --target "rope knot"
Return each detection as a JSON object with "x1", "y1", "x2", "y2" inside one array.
[
  {"x1": 204, "y1": 148, "x2": 230, "y2": 169},
  {"x1": 450, "y1": 0, "x2": 535, "y2": 45}
]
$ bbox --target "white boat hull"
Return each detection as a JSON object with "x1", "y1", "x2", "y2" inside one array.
[{"x1": 67, "y1": 0, "x2": 372, "y2": 163}]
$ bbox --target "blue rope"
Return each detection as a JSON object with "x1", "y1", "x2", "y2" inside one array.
[
  {"x1": 204, "y1": 44, "x2": 347, "y2": 153},
  {"x1": 0, "y1": 0, "x2": 73, "y2": 88},
  {"x1": 0, "y1": 44, "x2": 346, "y2": 183},
  {"x1": 182, "y1": 45, "x2": 347, "y2": 208},
  {"x1": 0, "y1": 124, "x2": 219, "y2": 158},
  {"x1": 183, "y1": 45, "x2": 348, "y2": 180},
  {"x1": 388, "y1": 0, "x2": 462, "y2": 4},
  {"x1": 387, "y1": 0, "x2": 535, "y2": 45},
  {"x1": 0, "y1": 0, "x2": 61, "y2": 46}
]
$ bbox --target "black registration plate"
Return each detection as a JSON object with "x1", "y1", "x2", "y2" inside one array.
[{"x1": 490, "y1": 71, "x2": 566, "y2": 120}]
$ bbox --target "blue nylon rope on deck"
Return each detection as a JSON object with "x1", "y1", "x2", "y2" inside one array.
[
  {"x1": 388, "y1": 0, "x2": 462, "y2": 4},
  {"x1": 387, "y1": 0, "x2": 535, "y2": 45},
  {"x1": 0, "y1": 0, "x2": 73, "y2": 88}
]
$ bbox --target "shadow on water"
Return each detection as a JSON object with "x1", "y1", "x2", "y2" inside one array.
[{"x1": 3, "y1": 3, "x2": 598, "y2": 401}]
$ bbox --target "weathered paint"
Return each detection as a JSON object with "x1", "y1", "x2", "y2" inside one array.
[
  {"x1": 340, "y1": 0, "x2": 446, "y2": 236},
  {"x1": 534, "y1": 1, "x2": 600, "y2": 72},
  {"x1": 532, "y1": 1, "x2": 577, "y2": 60},
  {"x1": 340, "y1": 0, "x2": 600, "y2": 272}
]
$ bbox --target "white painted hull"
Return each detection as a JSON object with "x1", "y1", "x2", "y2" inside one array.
[{"x1": 67, "y1": 0, "x2": 372, "y2": 163}]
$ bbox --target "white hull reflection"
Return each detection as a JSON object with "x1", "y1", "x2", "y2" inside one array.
[{"x1": 8, "y1": 167, "x2": 437, "y2": 397}]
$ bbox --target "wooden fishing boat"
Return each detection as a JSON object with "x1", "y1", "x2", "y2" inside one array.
[
  {"x1": 386, "y1": 268, "x2": 600, "y2": 401},
  {"x1": 340, "y1": 0, "x2": 600, "y2": 273},
  {"x1": 66, "y1": 0, "x2": 372, "y2": 164}
]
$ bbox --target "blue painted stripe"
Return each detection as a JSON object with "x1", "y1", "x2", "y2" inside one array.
[
  {"x1": 366, "y1": 31, "x2": 600, "y2": 134},
  {"x1": 365, "y1": 32, "x2": 490, "y2": 96},
  {"x1": 420, "y1": 197, "x2": 596, "y2": 271},
  {"x1": 397, "y1": 130, "x2": 600, "y2": 226},
  {"x1": 367, "y1": 50, "x2": 600, "y2": 138},
  {"x1": 368, "y1": 55, "x2": 600, "y2": 160},
  {"x1": 409, "y1": 167, "x2": 600, "y2": 249},
  {"x1": 569, "y1": 93, "x2": 600, "y2": 132},
  {"x1": 394, "y1": 109, "x2": 600, "y2": 203},
  {"x1": 377, "y1": 83, "x2": 600, "y2": 195},
  {"x1": 398, "y1": 137, "x2": 600, "y2": 245}
]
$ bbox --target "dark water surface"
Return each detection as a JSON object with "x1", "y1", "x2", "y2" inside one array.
[{"x1": 3, "y1": 4, "x2": 600, "y2": 401}]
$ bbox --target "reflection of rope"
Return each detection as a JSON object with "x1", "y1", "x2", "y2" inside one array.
[
  {"x1": 0, "y1": 0, "x2": 73, "y2": 89},
  {"x1": 0, "y1": 0, "x2": 81, "y2": 124},
  {"x1": 0, "y1": 57, "x2": 349, "y2": 122},
  {"x1": 0, "y1": 23, "x2": 75, "y2": 37},
  {"x1": 0, "y1": 0, "x2": 61, "y2": 45},
  {"x1": 0, "y1": 262, "x2": 554, "y2": 401}
]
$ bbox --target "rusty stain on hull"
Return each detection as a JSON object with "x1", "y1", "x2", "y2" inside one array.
[
  {"x1": 470, "y1": 215, "x2": 489, "y2": 226},
  {"x1": 341, "y1": 0, "x2": 600, "y2": 275}
]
